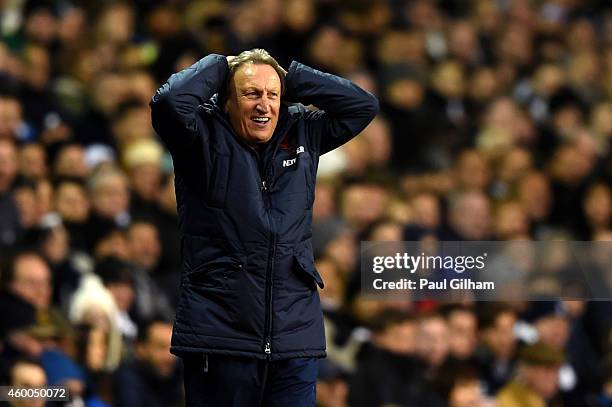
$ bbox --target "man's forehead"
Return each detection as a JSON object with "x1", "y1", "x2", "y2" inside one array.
[{"x1": 233, "y1": 63, "x2": 281, "y2": 88}]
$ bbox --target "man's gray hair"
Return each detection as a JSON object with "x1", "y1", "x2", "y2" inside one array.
[{"x1": 222, "y1": 49, "x2": 286, "y2": 104}]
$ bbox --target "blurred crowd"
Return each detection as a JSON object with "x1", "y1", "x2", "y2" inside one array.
[{"x1": 1, "y1": 0, "x2": 612, "y2": 406}]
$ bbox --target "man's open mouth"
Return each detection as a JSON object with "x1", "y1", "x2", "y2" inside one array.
[{"x1": 251, "y1": 117, "x2": 270, "y2": 124}]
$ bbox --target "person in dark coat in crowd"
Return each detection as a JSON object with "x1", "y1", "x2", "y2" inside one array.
[
  {"x1": 348, "y1": 310, "x2": 446, "y2": 407},
  {"x1": 150, "y1": 48, "x2": 378, "y2": 406},
  {"x1": 113, "y1": 318, "x2": 182, "y2": 407},
  {"x1": 0, "y1": 139, "x2": 22, "y2": 256}
]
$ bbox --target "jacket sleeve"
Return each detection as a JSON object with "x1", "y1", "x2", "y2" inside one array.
[
  {"x1": 149, "y1": 54, "x2": 229, "y2": 159},
  {"x1": 283, "y1": 61, "x2": 380, "y2": 155}
]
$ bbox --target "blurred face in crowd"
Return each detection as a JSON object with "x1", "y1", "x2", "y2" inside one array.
[
  {"x1": 127, "y1": 222, "x2": 161, "y2": 270},
  {"x1": 483, "y1": 311, "x2": 516, "y2": 359},
  {"x1": 54, "y1": 144, "x2": 89, "y2": 179},
  {"x1": 138, "y1": 322, "x2": 176, "y2": 377},
  {"x1": 90, "y1": 171, "x2": 129, "y2": 219},
  {"x1": 485, "y1": 97, "x2": 532, "y2": 141},
  {"x1": 447, "y1": 309, "x2": 478, "y2": 360},
  {"x1": 498, "y1": 23, "x2": 533, "y2": 67},
  {"x1": 375, "y1": 319, "x2": 417, "y2": 355},
  {"x1": 106, "y1": 281, "x2": 134, "y2": 312},
  {"x1": 342, "y1": 137, "x2": 369, "y2": 176},
  {"x1": 550, "y1": 144, "x2": 594, "y2": 185},
  {"x1": 113, "y1": 105, "x2": 154, "y2": 146},
  {"x1": 13, "y1": 185, "x2": 40, "y2": 228},
  {"x1": 11, "y1": 254, "x2": 52, "y2": 310},
  {"x1": 316, "y1": 377, "x2": 348, "y2": 407},
  {"x1": 568, "y1": 51, "x2": 600, "y2": 90},
  {"x1": 127, "y1": 71, "x2": 156, "y2": 105},
  {"x1": 386, "y1": 78, "x2": 425, "y2": 110},
  {"x1": 583, "y1": 184, "x2": 611, "y2": 230},
  {"x1": 55, "y1": 181, "x2": 90, "y2": 222},
  {"x1": 450, "y1": 191, "x2": 492, "y2": 240},
  {"x1": 448, "y1": 20, "x2": 478, "y2": 63},
  {"x1": 10, "y1": 361, "x2": 47, "y2": 407},
  {"x1": 533, "y1": 64, "x2": 565, "y2": 97},
  {"x1": 535, "y1": 315, "x2": 570, "y2": 352},
  {"x1": 94, "y1": 230, "x2": 130, "y2": 260},
  {"x1": 341, "y1": 184, "x2": 388, "y2": 232},
  {"x1": 416, "y1": 315, "x2": 449, "y2": 367},
  {"x1": 23, "y1": 45, "x2": 51, "y2": 90},
  {"x1": 0, "y1": 97, "x2": 22, "y2": 140},
  {"x1": 455, "y1": 150, "x2": 490, "y2": 191},
  {"x1": 411, "y1": 193, "x2": 441, "y2": 230},
  {"x1": 433, "y1": 61, "x2": 465, "y2": 99},
  {"x1": 369, "y1": 221, "x2": 403, "y2": 241},
  {"x1": 0, "y1": 140, "x2": 17, "y2": 193},
  {"x1": 497, "y1": 147, "x2": 533, "y2": 183},
  {"x1": 284, "y1": 0, "x2": 315, "y2": 32},
  {"x1": 41, "y1": 224, "x2": 70, "y2": 264},
  {"x1": 225, "y1": 62, "x2": 281, "y2": 145},
  {"x1": 313, "y1": 183, "x2": 336, "y2": 222},
  {"x1": 92, "y1": 73, "x2": 128, "y2": 114},
  {"x1": 469, "y1": 67, "x2": 499, "y2": 103},
  {"x1": 520, "y1": 363, "x2": 560, "y2": 399},
  {"x1": 24, "y1": 7, "x2": 57, "y2": 45},
  {"x1": 19, "y1": 143, "x2": 47, "y2": 180},
  {"x1": 97, "y1": 3, "x2": 134, "y2": 45},
  {"x1": 518, "y1": 172, "x2": 551, "y2": 221},
  {"x1": 36, "y1": 179, "x2": 53, "y2": 217},
  {"x1": 494, "y1": 201, "x2": 530, "y2": 240},
  {"x1": 130, "y1": 163, "x2": 162, "y2": 201},
  {"x1": 449, "y1": 379, "x2": 487, "y2": 407},
  {"x1": 84, "y1": 327, "x2": 109, "y2": 372},
  {"x1": 325, "y1": 230, "x2": 357, "y2": 276},
  {"x1": 361, "y1": 118, "x2": 392, "y2": 168},
  {"x1": 315, "y1": 258, "x2": 343, "y2": 309},
  {"x1": 590, "y1": 102, "x2": 612, "y2": 137}
]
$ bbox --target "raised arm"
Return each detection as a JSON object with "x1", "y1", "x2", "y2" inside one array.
[
  {"x1": 150, "y1": 54, "x2": 229, "y2": 158},
  {"x1": 283, "y1": 62, "x2": 379, "y2": 155}
]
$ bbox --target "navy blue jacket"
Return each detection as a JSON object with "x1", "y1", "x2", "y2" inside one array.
[{"x1": 150, "y1": 54, "x2": 378, "y2": 360}]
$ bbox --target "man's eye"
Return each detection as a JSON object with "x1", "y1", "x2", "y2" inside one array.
[{"x1": 269, "y1": 93, "x2": 278, "y2": 99}]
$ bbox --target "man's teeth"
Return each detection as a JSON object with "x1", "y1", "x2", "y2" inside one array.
[{"x1": 252, "y1": 117, "x2": 270, "y2": 123}]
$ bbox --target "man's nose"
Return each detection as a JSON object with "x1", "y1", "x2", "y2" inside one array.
[{"x1": 256, "y1": 97, "x2": 271, "y2": 113}]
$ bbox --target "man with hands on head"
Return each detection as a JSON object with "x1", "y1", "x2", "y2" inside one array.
[{"x1": 150, "y1": 49, "x2": 378, "y2": 406}]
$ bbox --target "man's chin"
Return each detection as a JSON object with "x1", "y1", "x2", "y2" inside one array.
[{"x1": 247, "y1": 132, "x2": 274, "y2": 145}]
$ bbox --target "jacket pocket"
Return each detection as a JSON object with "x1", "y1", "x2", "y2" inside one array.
[
  {"x1": 207, "y1": 153, "x2": 230, "y2": 208},
  {"x1": 293, "y1": 240, "x2": 324, "y2": 290}
]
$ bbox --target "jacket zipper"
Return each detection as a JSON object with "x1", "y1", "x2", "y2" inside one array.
[
  {"x1": 262, "y1": 175, "x2": 275, "y2": 359},
  {"x1": 260, "y1": 127, "x2": 291, "y2": 359}
]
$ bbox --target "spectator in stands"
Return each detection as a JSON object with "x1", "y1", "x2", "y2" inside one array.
[
  {"x1": 113, "y1": 318, "x2": 182, "y2": 407},
  {"x1": 7, "y1": 359, "x2": 47, "y2": 407},
  {"x1": 496, "y1": 342, "x2": 565, "y2": 407}
]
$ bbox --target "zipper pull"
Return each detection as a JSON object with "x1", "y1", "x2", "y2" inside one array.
[
  {"x1": 261, "y1": 180, "x2": 268, "y2": 192},
  {"x1": 264, "y1": 341, "x2": 271, "y2": 354}
]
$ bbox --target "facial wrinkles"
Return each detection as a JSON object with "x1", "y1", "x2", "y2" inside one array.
[{"x1": 227, "y1": 63, "x2": 281, "y2": 145}]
